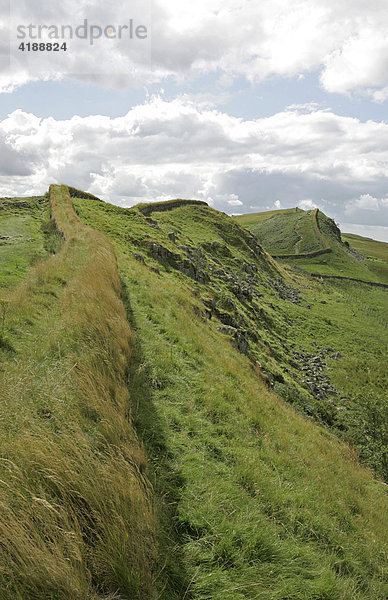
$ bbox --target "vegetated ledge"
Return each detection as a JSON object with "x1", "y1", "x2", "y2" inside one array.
[
  {"x1": 272, "y1": 209, "x2": 332, "y2": 259},
  {"x1": 135, "y1": 198, "x2": 208, "y2": 216}
]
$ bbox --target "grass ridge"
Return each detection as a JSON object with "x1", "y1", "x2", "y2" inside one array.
[{"x1": 0, "y1": 184, "x2": 156, "y2": 599}]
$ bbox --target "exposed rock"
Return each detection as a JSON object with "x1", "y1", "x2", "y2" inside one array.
[
  {"x1": 0, "y1": 200, "x2": 31, "y2": 210},
  {"x1": 214, "y1": 310, "x2": 239, "y2": 328},
  {"x1": 201, "y1": 297, "x2": 216, "y2": 310},
  {"x1": 210, "y1": 265, "x2": 228, "y2": 280},
  {"x1": 292, "y1": 347, "x2": 337, "y2": 398},
  {"x1": 233, "y1": 331, "x2": 250, "y2": 355},
  {"x1": 224, "y1": 297, "x2": 237, "y2": 311},
  {"x1": 270, "y1": 278, "x2": 302, "y2": 305},
  {"x1": 232, "y1": 283, "x2": 253, "y2": 302},
  {"x1": 245, "y1": 236, "x2": 264, "y2": 257},
  {"x1": 178, "y1": 259, "x2": 197, "y2": 279},
  {"x1": 145, "y1": 217, "x2": 160, "y2": 229},
  {"x1": 217, "y1": 325, "x2": 237, "y2": 335},
  {"x1": 193, "y1": 306, "x2": 201, "y2": 318},
  {"x1": 196, "y1": 270, "x2": 210, "y2": 284},
  {"x1": 217, "y1": 325, "x2": 250, "y2": 355},
  {"x1": 242, "y1": 262, "x2": 258, "y2": 275},
  {"x1": 200, "y1": 240, "x2": 233, "y2": 257},
  {"x1": 132, "y1": 252, "x2": 145, "y2": 263},
  {"x1": 144, "y1": 241, "x2": 179, "y2": 264}
]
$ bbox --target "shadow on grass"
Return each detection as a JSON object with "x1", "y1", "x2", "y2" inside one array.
[
  {"x1": 120, "y1": 278, "x2": 192, "y2": 600},
  {"x1": 0, "y1": 334, "x2": 15, "y2": 354}
]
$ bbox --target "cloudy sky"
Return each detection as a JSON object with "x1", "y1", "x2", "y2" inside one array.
[{"x1": 1, "y1": 0, "x2": 387, "y2": 240}]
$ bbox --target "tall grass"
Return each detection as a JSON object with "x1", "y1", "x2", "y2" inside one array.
[
  {"x1": 72, "y1": 196, "x2": 388, "y2": 599},
  {"x1": 0, "y1": 185, "x2": 155, "y2": 599}
]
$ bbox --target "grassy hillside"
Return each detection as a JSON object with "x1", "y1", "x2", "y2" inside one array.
[
  {"x1": 0, "y1": 186, "x2": 155, "y2": 599},
  {"x1": 72, "y1": 194, "x2": 388, "y2": 600},
  {"x1": 234, "y1": 207, "x2": 302, "y2": 228},
  {"x1": 0, "y1": 195, "x2": 52, "y2": 290},
  {"x1": 236, "y1": 208, "x2": 323, "y2": 255},
  {"x1": 0, "y1": 187, "x2": 387, "y2": 599},
  {"x1": 235, "y1": 208, "x2": 388, "y2": 283},
  {"x1": 342, "y1": 233, "x2": 388, "y2": 284}
]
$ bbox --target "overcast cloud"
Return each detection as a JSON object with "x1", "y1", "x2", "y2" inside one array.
[
  {"x1": 0, "y1": 97, "x2": 387, "y2": 238},
  {"x1": 1, "y1": 0, "x2": 387, "y2": 98}
]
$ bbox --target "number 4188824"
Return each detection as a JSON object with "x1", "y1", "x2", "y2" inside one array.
[{"x1": 19, "y1": 42, "x2": 67, "y2": 51}]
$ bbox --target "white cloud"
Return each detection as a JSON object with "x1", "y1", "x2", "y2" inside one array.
[
  {"x1": 371, "y1": 86, "x2": 388, "y2": 103},
  {"x1": 0, "y1": 0, "x2": 387, "y2": 98},
  {"x1": 352, "y1": 194, "x2": 381, "y2": 211},
  {"x1": 0, "y1": 98, "x2": 387, "y2": 228},
  {"x1": 227, "y1": 196, "x2": 243, "y2": 206},
  {"x1": 321, "y1": 28, "x2": 388, "y2": 95},
  {"x1": 345, "y1": 194, "x2": 388, "y2": 217},
  {"x1": 298, "y1": 199, "x2": 316, "y2": 210}
]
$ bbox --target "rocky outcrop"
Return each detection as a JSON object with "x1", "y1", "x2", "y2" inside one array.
[
  {"x1": 217, "y1": 325, "x2": 250, "y2": 355},
  {"x1": 292, "y1": 347, "x2": 340, "y2": 398},
  {"x1": 270, "y1": 278, "x2": 302, "y2": 305},
  {"x1": 144, "y1": 241, "x2": 179, "y2": 264}
]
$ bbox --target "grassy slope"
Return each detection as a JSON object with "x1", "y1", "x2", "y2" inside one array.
[
  {"x1": 0, "y1": 196, "x2": 50, "y2": 290},
  {"x1": 236, "y1": 208, "x2": 387, "y2": 283},
  {"x1": 0, "y1": 186, "x2": 155, "y2": 599},
  {"x1": 74, "y1": 196, "x2": 388, "y2": 600},
  {"x1": 342, "y1": 233, "x2": 388, "y2": 284},
  {"x1": 236, "y1": 209, "x2": 322, "y2": 255},
  {"x1": 235, "y1": 208, "x2": 303, "y2": 228}
]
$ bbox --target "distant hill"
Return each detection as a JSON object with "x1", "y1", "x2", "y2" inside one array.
[
  {"x1": 235, "y1": 208, "x2": 388, "y2": 284},
  {"x1": 235, "y1": 207, "x2": 321, "y2": 255}
]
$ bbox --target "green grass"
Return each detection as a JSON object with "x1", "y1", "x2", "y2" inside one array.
[
  {"x1": 235, "y1": 207, "x2": 303, "y2": 227},
  {"x1": 236, "y1": 209, "x2": 322, "y2": 255},
  {"x1": 1, "y1": 188, "x2": 387, "y2": 599},
  {"x1": 0, "y1": 186, "x2": 155, "y2": 599},
  {"x1": 235, "y1": 207, "x2": 387, "y2": 283},
  {"x1": 342, "y1": 233, "x2": 388, "y2": 284},
  {"x1": 73, "y1": 195, "x2": 388, "y2": 600},
  {"x1": 0, "y1": 196, "x2": 51, "y2": 289}
]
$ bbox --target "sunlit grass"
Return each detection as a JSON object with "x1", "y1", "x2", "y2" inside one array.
[
  {"x1": 0, "y1": 185, "x2": 155, "y2": 599},
  {"x1": 74, "y1": 196, "x2": 388, "y2": 599}
]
